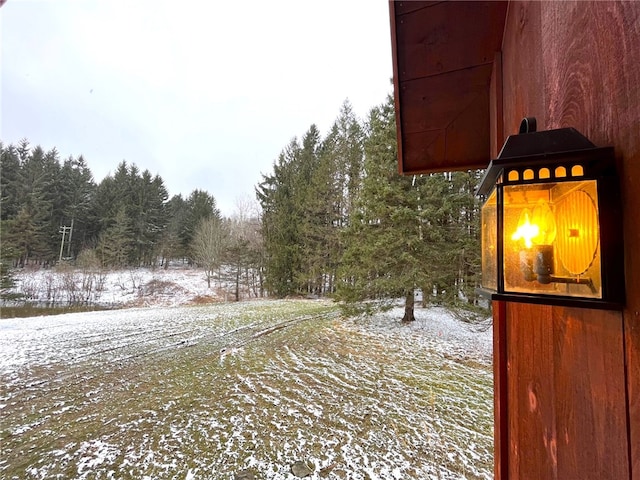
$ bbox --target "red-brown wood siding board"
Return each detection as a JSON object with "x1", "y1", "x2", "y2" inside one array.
[
  {"x1": 553, "y1": 307, "x2": 629, "y2": 479},
  {"x1": 500, "y1": 3, "x2": 640, "y2": 477},
  {"x1": 443, "y1": 91, "x2": 491, "y2": 164},
  {"x1": 541, "y1": 2, "x2": 639, "y2": 138},
  {"x1": 539, "y1": 3, "x2": 639, "y2": 477},
  {"x1": 507, "y1": 302, "x2": 557, "y2": 479},
  {"x1": 541, "y1": 3, "x2": 640, "y2": 471},
  {"x1": 389, "y1": 0, "x2": 405, "y2": 175},
  {"x1": 493, "y1": 300, "x2": 509, "y2": 480},
  {"x1": 399, "y1": 65, "x2": 493, "y2": 134},
  {"x1": 501, "y1": 1, "x2": 546, "y2": 135},
  {"x1": 629, "y1": 317, "x2": 640, "y2": 480},
  {"x1": 490, "y1": 53, "x2": 504, "y2": 159},
  {"x1": 491, "y1": 58, "x2": 506, "y2": 480},
  {"x1": 506, "y1": 303, "x2": 629, "y2": 479},
  {"x1": 401, "y1": 130, "x2": 446, "y2": 173},
  {"x1": 392, "y1": 0, "x2": 640, "y2": 476}
]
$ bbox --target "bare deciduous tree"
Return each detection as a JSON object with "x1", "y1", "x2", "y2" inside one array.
[{"x1": 191, "y1": 217, "x2": 227, "y2": 288}]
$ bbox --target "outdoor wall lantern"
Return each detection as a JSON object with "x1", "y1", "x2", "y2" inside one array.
[{"x1": 477, "y1": 118, "x2": 625, "y2": 309}]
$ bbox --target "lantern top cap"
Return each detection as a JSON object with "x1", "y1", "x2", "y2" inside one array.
[
  {"x1": 477, "y1": 123, "x2": 612, "y2": 196},
  {"x1": 497, "y1": 126, "x2": 595, "y2": 160}
]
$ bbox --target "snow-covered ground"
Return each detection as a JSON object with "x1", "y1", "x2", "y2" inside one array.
[
  {"x1": 0, "y1": 297, "x2": 494, "y2": 480},
  {"x1": 8, "y1": 265, "x2": 248, "y2": 308}
]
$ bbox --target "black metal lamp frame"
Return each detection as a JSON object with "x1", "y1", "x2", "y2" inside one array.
[{"x1": 477, "y1": 119, "x2": 625, "y2": 310}]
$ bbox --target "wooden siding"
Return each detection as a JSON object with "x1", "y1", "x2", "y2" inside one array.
[
  {"x1": 499, "y1": 2, "x2": 640, "y2": 478},
  {"x1": 391, "y1": 1, "x2": 640, "y2": 477},
  {"x1": 504, "y1": 302, "x2": 628, "y2": 479}
]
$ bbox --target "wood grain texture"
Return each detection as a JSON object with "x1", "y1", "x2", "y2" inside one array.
[
  {"x1": 501, "y1": 2, "x2": 640, "y2": 477},
  {"x1": 506, "y1": 302, "x2": 628, "y2": 479},
  {"x1": 490, "y1": 53, "x2": 504, "y2": 159},
  {"x1": 552, "y1": 307, "x2": 629, "y2": 479},
  {"x1": 393, "y1": 0, "x2": 640, "y2": 475},
  {"x1": 501, "y1": 0, "x2": 546, "y2": 135},
  {"x1": 389, "y1": 0, "x2": 405, "y2": 176},
  {"x1": 392, "y1": 0, "x2": 439, "y2": 17},
  {"x1": 628, "y1": 311, "x2": 640, "y2": 480},
  {"x1": 398, "y1": 64, "x2": 492, "y2": 172},
  {"x1": 507, "y1": 302, "x2": 557, "y2": 479},
  {"x1": 537, "y1": 7, "x2": 640, "y2": 473},
  {"x1": 493, "y1": 300, "x2": 509, "y2": 480}
]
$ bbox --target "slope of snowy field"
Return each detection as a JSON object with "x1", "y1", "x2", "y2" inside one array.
[
  {"x1": 0, "y1": 299, "x2": 493, "y2": 479},
  {"x1": 8, "y1": 265, "x2": 243, "y2": 309}
]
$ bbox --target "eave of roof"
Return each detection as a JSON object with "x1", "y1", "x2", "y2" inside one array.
[{"x1": 390, "y1": 1, "x2": 508, "y2": 174}]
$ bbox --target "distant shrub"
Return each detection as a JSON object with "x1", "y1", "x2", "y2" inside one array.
[
  {"x1": 140, "y1": 279, "x2": 184, "y2": 297},
  {"x1": 190, "y1": 294, "x2": 217, "y2": 305},
  {"x1": 77, "y1": 249, "x2": 101, "y2": 270}
]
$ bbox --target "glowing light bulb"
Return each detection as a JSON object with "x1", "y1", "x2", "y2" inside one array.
[
  {"x1": 530, "y1": 200, "x2": 557, "y2": 246},
  {"x1": 512, "y1": 201, "x2": 557, "y2": 284},
  {"x1": 512, "y1": 209, "x2": 539, "y2": 248}
]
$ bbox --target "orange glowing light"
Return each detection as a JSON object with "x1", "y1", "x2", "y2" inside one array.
[{"x1": 511, "y1": 210, "x2": 539, "y2": 248}]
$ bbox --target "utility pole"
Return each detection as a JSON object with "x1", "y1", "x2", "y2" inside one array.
[
  {"x1": 66, "y1": 218, "x2": 75, "y2": 258},
  {"x1": 59, "y1": 225, "x2": 72, "y2": 262}
]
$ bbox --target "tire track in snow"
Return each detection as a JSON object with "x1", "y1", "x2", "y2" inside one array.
[
  {"x1": 1, "y1": 302, "x2": 493, "y2": 479},
  {"x1": 1, "y1": 305, "x2": 339, "y2": 439}
]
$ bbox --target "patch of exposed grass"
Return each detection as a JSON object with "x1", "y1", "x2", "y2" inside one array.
[{"x1": 0, "y1": 300, "x2": 493, "y2": 479}]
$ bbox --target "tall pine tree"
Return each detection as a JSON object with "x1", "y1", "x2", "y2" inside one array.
[{"x1": 337, "y1": 96, "x2": 430, "y2": 321}]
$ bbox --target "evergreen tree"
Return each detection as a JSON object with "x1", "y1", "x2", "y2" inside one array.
[
  {"x1": 97, "y1": 206, "x2": 133, "y2": 268},
  {"x1": 90, "y1": 175, "x2": 115, "y2": 250},
  {"x1": 1, "y1": 142, "x2": 59, "y2": 265},
  {"x1": 443, "y1": 170, "x2": 483, "y2": 305},
  {"x1": 257, "y1": 113, "x2": 365, "y2": 298},
  {"x1": 308, "y1": 101, "x2": 365, "y2": 294},
  {"x1": 182, "y1": 189, "x2": 220, "y2": 260},
  {"x1": 257, "y1": 138, "x2": 304, "y2": 296},
  {"x1": 58, "y1": 155, "x2": 96, "y2": 258},
  {"x1": 0, "y1": 142, "x2": 22, "y2": 220},
  {"x1": 337, "y1": 96, "x2": 430, "y2": 321},
  {"x1": 333, "y1": 100, "x2": 365, "y2": 223},
  {"x1": 91, "y1": 161, "x2": 169, "y2": 266},
  {"x1": 160, "y1": 194, "x2": 188, "y2": 267},
  {"x1": 294, "y1": 125, "x2": 323, "y2": 294},
  {"x1": 0, "y1": 219, "x2": 21, "y2": 302},
  {"x1": 42, "y1": 147, "x2": 67, "y2": 261},
  {"x1": 0, "y1": 256, "x2": 20, "y2": 301},
  {"x1": 3, "y1": 204, "x2": 49, "y2": 266},
  {"x1": 129, "y1": 169, "x2": 168, "y2": 265}
]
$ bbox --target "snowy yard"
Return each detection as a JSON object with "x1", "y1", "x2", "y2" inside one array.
[{"x1": 0, "y1": 299, "x2": 493, "y2": 479}]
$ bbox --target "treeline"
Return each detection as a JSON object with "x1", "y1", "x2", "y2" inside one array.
[
  {"x1": 0, "y1": 140, "x2": 263, "y2": 298},
  {"x1": 258, "y1": 98, "x2": 483, "y2": 317},
  {"x1": 2, "y1": 96, "x2": 483, "y2": 313}
]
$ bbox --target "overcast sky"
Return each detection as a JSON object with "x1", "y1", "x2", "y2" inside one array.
[{"x1": 1, "y1": 0, "x2": 393, "y2": 216}]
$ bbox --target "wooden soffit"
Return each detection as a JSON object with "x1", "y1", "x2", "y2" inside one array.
[{"x1": 390, "y1": 1, "x2": 507, "y2": 174}]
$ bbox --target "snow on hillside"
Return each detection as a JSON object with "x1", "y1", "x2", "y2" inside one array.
[
  {"x1": 0, "y1": 298, "x2": 494, "y2": 479},
  {"x1": 8, "y1": 265, "x2": 243, "y2": 308}
]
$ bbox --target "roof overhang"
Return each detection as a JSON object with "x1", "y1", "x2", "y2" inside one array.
[{"x1": 390, "y1": 1, "x2": 508, "y2": 174}]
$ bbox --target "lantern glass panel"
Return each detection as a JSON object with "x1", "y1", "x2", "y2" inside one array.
[
  {"x1": 503, "y1": 179, "x2": 602, "y2": 298},
  {"x1": 481, "y1": 189, "x2": 498, "y2": 291}
]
